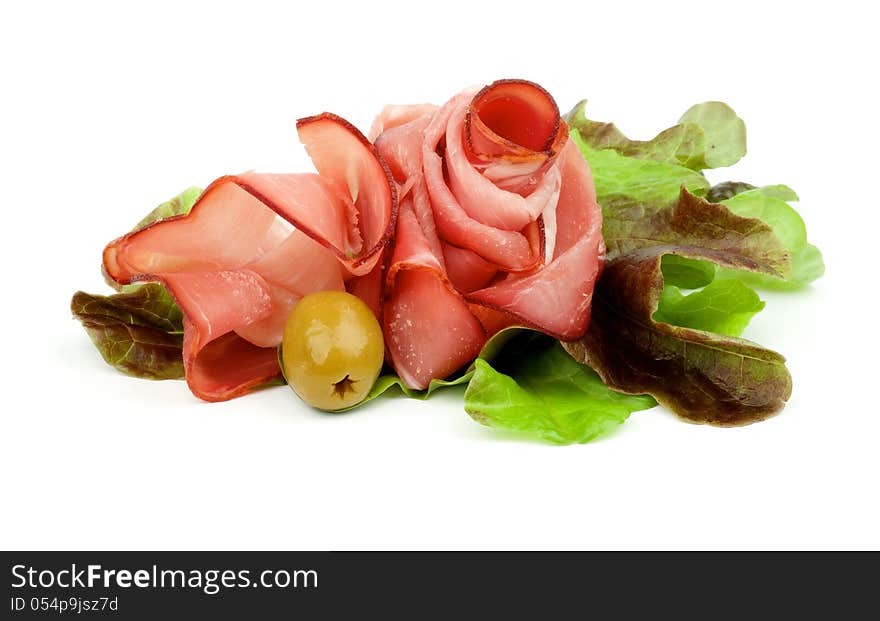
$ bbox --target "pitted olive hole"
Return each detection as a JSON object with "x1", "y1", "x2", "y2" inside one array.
[{"x1": 333, "y1": 375, "x2": 357, "y2": 399}]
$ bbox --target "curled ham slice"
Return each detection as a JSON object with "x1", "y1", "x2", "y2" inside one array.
[
  {"x1": 383, "y1": 200, "x2": 485, "y2": 389},
  {"x1": 373, "y1": 79, "x2": 603, "y2": 389},
  {"x1": 103, "y1": 114, "x2": 396, "y2": 401}
]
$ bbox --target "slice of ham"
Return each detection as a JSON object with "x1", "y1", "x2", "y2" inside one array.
[
  {"x1": 466, "y1": 81, "x2": 569, "y2": 192},
  {"x1": 103, "y1": 114, "x2": 396, "y2": 401},
  {"x1": 371, "y1": 80, "x2": 603, "y2": 387},
  {"x1": 368, "y1": 103, "x2": 439, "y2": 142},
  {"x1": 421, "y1": 93, "x2": 541, "y2": 272},
  {"x1": 465, "y1": 141, "x2": 603, "y2": 339},
  {"x1": 383, "y1": 200, "x2": 485, "y2": 389},
  {"x1": 375, "y1": 108, "x2": 486, "y2": 390}
]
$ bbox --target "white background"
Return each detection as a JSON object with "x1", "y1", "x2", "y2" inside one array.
[{"x1": 2, "y1": 1, "x2": 877, "y2": 550}]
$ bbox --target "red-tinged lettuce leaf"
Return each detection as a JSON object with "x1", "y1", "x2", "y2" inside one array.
[
  {"x1": 568, "y1": 97, "x2": 823, "y2": 292},
  {"x1": 603, "y1": 187, "x2": 792, "y2": 276},
  {"x1": 80, "y1": 187, "x2": 201, "y2": 380},
  {"x1": 563, "y1": 242, "x2": 793, "y2": 426},
  {"x1": 567, "y1": 100, "x2": 746, "y2": 171},
  {"x1": 560, "y1": 124, "x2": 800, "y2": 424},
  {"x1": 71, "y1": 284, "x2": 185, "y2": 380}
]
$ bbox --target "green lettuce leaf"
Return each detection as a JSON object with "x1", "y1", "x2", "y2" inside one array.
[
  {"x1": 335, "y1": 326, "x2": 657, "y2": 445},
  {"x1": 569, "y1": 130, "x2": 709, "y2": 211},
  {"x1": 715, "y1": 185, "x2": 825, "y2": 289},
  {"x1": 564, "y1": 101, "x2": 813, "y2": 425},
  {"x1": 339, "y1": 325, "x2": 657, "y2": 444},
  {"x1": 103, "y1": 187, "x2": 204, "y2": 293},
  {"x1": 660, "y1": 254, "x2": 716, "y2": 289},
  {"x1": 464, "y1": 333, "x2": 656, "y2": 445},
  {"x1": 362, "y1": 372, "x2": 473, "y2": 403},
  {"x1": 568, "y1": 100, "x2": 823, "y2": 291},
  {"x1": 133, "y1": 186, "x2": 202, "y2": 231},
  {"x1": 677, "y1": 102, "x2": 747, "y2": 169},
  {"x1": 71, "y1": 284, "x2": 185, "y2": 380},
  {"x1": 654, "y1": 279, "x2": 765, "y2": 338},
  {"x1": 567, "y1": 100, "x2": 746, "y2": 171}
]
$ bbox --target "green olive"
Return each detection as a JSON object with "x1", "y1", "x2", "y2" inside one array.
[{"x1": 282, "y1": 291, "x2": 384, "y2": 411}]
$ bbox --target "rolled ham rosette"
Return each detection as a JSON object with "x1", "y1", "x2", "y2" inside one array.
[{"x1": 373, "y1": 80, "x2": 604, "y2": 389}]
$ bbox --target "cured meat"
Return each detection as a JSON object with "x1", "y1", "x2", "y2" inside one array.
[
  {"x1": 374, "y1": 107, "x2": 487, "y2": 390},
  {"x1": 103, "y1": 114, "x2": 396, "y2": 401},
  {"x1": 383, "y1": 200, "x2": 485, "y2": 389},
  {"x1": 100, "y1": 80, "x2": 603, "y2": 399},
  {"x1": 464, "y1": 141, "x2": 604, "y2": 338},
  {"x1": 372, "y1": 79, "x2": 604, "y2": 388}
]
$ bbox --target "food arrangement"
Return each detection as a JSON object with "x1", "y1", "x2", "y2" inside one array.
[{"x1": 71, "y1": 80, "x2": 823, "y2": 443}]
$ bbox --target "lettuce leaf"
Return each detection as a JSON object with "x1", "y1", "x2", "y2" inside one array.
[
  {"x1": 715, "y1": 185, "x2": 825, "y2": 289},
  {"x1": 567, "y1": 100, "x2": 746, "y2": 170},
  {"x1": 560, "y1": 99, "x2": 822, "y2": 427},
  {"x1": 569, "y1": 130, "x2": 709, "y2": 211},
  {"x1": 601, "y1": 187, "x2": 791, "y2": 277},
  {"x1": 77, "y1": 187, "x2": 201, "y2": 377},
  {"x1": 464, "y1": 333, "x2": 656, "y2": 444},
  {"x1": 341, "y1": 327, "x2": 657, "y2": 445},
  {"x1": 564, "y1": 248, "x2": 792, "y2": 426},
  {"x1": 71, "y1": 284, "x2": 185, "y2": 380},
  {"x1": 562, "y1": 191, "x2": 793, "y2": 426},
  {"x1": 677, "y1": 102, "x2": 747, "y2": 169},
  {"x1": 660, "y1": 254, "x2": 716, "y2": 289},
  {"x1": 362, "y1": 372, "x2": 472, "y2": 402},
  {"x1": 654, "y1": 279, "x2": 765, "y2": 338},
  {"x1": 568, "y1": 102, "x2": 823, "y2": 290},
  {"x1": 133, "y1": 186, "x2": 203, "y2": 231}
]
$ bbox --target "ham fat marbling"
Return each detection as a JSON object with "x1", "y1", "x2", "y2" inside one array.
[{"x1": 102, "y1": 80, "x2": 603, "y2": 399}]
